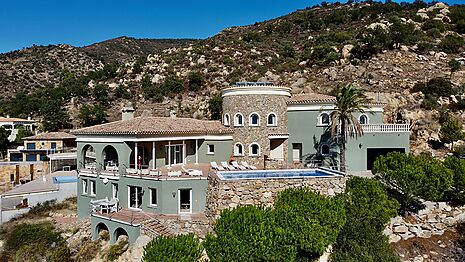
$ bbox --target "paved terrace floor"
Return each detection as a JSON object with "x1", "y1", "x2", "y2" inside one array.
[
  {"x1": 93, "y1": 208, "x2": 208, "y2": 225},
  {"x1": 122, "y1": 163, "x2": 214, "y2": 180}
]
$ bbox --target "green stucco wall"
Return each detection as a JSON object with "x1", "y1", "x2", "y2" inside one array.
[{"x1": 92, "y1": 215, "x2": 140, "y2": 244}]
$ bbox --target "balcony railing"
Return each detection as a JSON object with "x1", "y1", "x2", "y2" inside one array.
[{"x1": 359, "y1": 124, "x2": 410, "y2": 133}]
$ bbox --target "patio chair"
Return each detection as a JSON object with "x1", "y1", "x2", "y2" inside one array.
[
  {"x1": 221, "y1": 161, "x2": 235, "y2": 170},
  {"x1": 182, "y1": 166, "x2": 203, "y2": 176},
  {"x1": 210, "y1": 162, "x2": 225, "y2": 171},
  {"x1": 168, "y1": 171, "x2": 181, "y2": 177},
  {"x1": 241, "y1": 161, "x2": 257, "y2": 170},
  {"x1": 141, "y1": 169, "x2": 149, "y2": 175},
  {"x1": 231, "y1": 161, "x2": 246, "y2": 170}
]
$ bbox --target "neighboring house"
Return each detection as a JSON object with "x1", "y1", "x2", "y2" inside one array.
[
  {"x1": 72, "y1": 82, "x2": 410, "y2": 244},
  {"x1": 0, "y1": 116, "x2": 35, "y2": 142},
  {"x1": 8, "y1": 132, "x2": 76, "y2": 163},
  {"x1": 0, "y1": 170, "x2": 77, "y2": 223}
]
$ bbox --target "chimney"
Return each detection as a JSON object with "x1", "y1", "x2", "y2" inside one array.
[
  {"x1": 27, "y1": 116, "x2": 31, "y2": 121},
  {"x1": 121, "y1": 106, "x2": 135, "y2": 121},
  {"x1": 169, "y1": 110, "x2": 177, "y2": 119}
]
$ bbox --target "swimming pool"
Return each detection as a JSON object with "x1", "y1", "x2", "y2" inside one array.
[
  {"x1": 53, "y1": 176, "x2": 78, "y2": 184},
  {"x1": 216, "y1": 168, "x2": 343, "y2": 180}
]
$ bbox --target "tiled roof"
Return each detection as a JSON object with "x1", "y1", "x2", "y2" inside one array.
[
  {"x1": 23, "y1": 132, "x2": 76, "y2": 140},
  {"x1": 0, "y1": 117, "x2": 35, "y2": 123},
  {"x1": 288, "y1": 93, "x2": 337, "y2": 104},
  {"x1": 72, "y1": 117, "x2": 234, "y2": 136}
]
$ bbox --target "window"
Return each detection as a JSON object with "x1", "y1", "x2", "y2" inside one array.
[
  {"x1": 223, "y1": 113, "x2": 230, "y2": 126},
  {"x1": 234, "y1": 113, "x2": 244, "y2": 126},
  {"x1": 128, "y1": 186, "x2": 143, "y2": 209},
  {"x1": 40, "y1": 154, "x2": 48, "y2": 161},
  {"x1": 359, "y1": 114, "x2": 368, "y2": 125},
  {"x1": 82, "y1": 179, "x2": 88, "y2": 194},
  {"x1": 207, "y1": 144, "x2": 215, "y2": 155},
  {"x1": 149, "y1": 188, "x2": 157, "y2": 206},
  {"x1": 321, "y1": 144, "x2": 330, "y2": 155},
  {"x1": 112, "y1": 183, "x2": 118, "y2": 199},
  {"x1": 267, "y1": 113, "x2": 277, "y2": 126},
  {"x1": 249, "y1": 113, "x2": 260, "y2": 126},
  {"x1": 90, "y1": 180, "x2": 96, "y2": 196},
  {"x1": 249, "y1": 143, "x2": 260, "y2": 156},
  {"x1": 319, "y1": 113, "x2": 330, "y2": 125},
  {"x1": 234, "y1": 143, "x2": 244, "y2": 156},
  {"x1": 26, "y1": 154, "x2": 37, "y2": 162},
  {"x1": 26, "y1": 143, "x2": 35, "y2": 150},
  {"x1": 51, "y1": 142, "x2": 57, "y2": 149}
]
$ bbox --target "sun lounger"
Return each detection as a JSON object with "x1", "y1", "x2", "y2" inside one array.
[
  {"x1": 149, "y1": 170, "x2": 159, "y2": 176},
  {"x1": 168, "y1": 171, "x2": 181, "y2": 177},
  {"x1": 210, "y1": 162, "x2": 225, "y2": 171},
  {"x1": 182, "y1": 166, "x2": 202, "y2": 176},
  {"x1": 221, "y1": 161, "x2": 235, "y2": 170},
  {"x1": 241, "y1": 161, "x2": 257, "y2": 170},
  {"x1": 141, "y1": 169, "x2": 149, "y2": 175},
  {"x1": 231, "y1": 161, "x2": 246, "y2": 170}
]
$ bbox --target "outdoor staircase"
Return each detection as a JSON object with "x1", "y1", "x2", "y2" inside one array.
[{"x1": 141, "y1": 218, "x2": 174, "y2": 238}]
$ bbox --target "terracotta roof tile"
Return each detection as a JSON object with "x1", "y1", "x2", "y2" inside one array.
[
  {"x1": 71, "y1": 117, "x2": 234, "y2": 136},
  {"x1": 0, "y1": 117, "x2": 35, "y2": 123},
  {"x1": 23, "y1": 132, "x2": 76, "y2": 140},
  {"x1": 288, "y1": 93, "x2": 336, "y2": 104}
]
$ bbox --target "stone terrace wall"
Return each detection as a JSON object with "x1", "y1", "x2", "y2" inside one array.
[
  {"x1": 205, "y1": 176, "x2": 347, "y2": 219},
  {"x1": 385, "y1": 201, "x2": 465, "y2": 243}
]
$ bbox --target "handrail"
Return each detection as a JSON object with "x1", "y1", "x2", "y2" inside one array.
[{"x1": 346, "y1": 124, "x2": 410, "y2": 133}]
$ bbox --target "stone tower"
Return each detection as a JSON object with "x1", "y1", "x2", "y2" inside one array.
[{"x1": 221, "y1": 82, "x2": 291, "y2": 168}]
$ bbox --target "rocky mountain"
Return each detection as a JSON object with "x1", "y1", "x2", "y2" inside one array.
[{"x1": 0, "y1": 1, "x2": 464, "y2": 155}]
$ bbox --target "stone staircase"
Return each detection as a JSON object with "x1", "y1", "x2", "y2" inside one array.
[{"x1": 140, "y1": 218, "x2": 174, "y2": 238}]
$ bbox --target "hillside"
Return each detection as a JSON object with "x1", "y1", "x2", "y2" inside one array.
[{"x1": 0, "y1": 1, "x2": 464, "y2": 155}]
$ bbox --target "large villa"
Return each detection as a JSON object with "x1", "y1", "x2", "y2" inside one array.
[{"x1": 73, "y1": 82, "x2": 410, "y2": 243}]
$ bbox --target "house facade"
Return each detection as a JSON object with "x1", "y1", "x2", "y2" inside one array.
[
  {"x1": 73, "y1": 82, "x2": 410, "y2": 244},
  {"x1": 0, "y1": 116, "x2": 35, "y2": 143}
]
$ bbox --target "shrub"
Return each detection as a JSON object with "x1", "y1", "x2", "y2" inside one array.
[
  {"x1": 439, "y1": 33, "x2": 464, "y2": 54},
  {"x1": 93, "y1": 84, "x2": 109, "y2": 104},
  {"x1": 373, "y1": 152, "x2": 454, "y2": 209},
  {"x1": 132, "y1": 57, "x2": 146, "y2": 74},
  {"x1": 332, "y1": 177, "x2": 400, "y2": 262},
  {"x1": 389, "y1": 17, "x2": 422, "y2": 47},
  {"x1": 310, "y1": 44, "x2": 342, "y2": 65},
  {"x1": 79, "y1": 104, "x2": 107, "y2": 127},
  {"x1": 208, "y1": 95, "x2": 222, "y2": 120},
  {"x1": 3, "y1": 222, "x2": 71, "y2": 261},
  {"x1": 114, "y1": 85, "x2": 132, "y2": 99},
  {"x1": 273, "y1": 188, "x2": 346, "y2": 260},
  {"x1": 160, "y1": 75, "x2": 184, "y2": 96},
  {"x1": 352, "y1": 26, "x2": 390, "y2": 59},
  {"x1": 444, "y1": 157, "x2": 465, "y2": 203},
  {"x1": 449, "y1": 59, "x2": 461, "y2": 73},
  {"x1": 187, "y1": 71, "x2": 203, "y2": 92},
  {"x1": 143, "y1": 234, "x2": 202, "y2": 262},
  {"x1": 204, "y1": 206, "x2": 296, "y2": 262},
  {"x1": 107, "y1": 237, "x2": 129, "y2": 261},
  {"x1": 279, "y1": 44, "x2": 295, "y2": 58},
  {"x1": 420, "y1": 94, "x2": 439, "y2": 110},
  {"x1": 440, "y1": 118, "x2": 465, "y2": 151},
  {"x1": 416, "y1": 77, "x2": 454, "y2": 97},
  {"x1": 421, "y1": 19, "x2": 446, "y2": 33}
]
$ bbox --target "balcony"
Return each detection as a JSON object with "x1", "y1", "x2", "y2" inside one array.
[{"x1": 360, "y1": 124, "x2": 410, "y2": 133}]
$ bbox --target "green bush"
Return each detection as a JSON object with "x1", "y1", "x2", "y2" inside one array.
[
  {"x1": 107, "y1": 237, "x2": 129, "y2": 261},
  {"x1": 160, "y1": 75, "x2": 184, "y2": 96},
  {"x1": 79, "y1": 104, "x2": 107, "y2": 127},
  {"x1": 274, "y1": 188, "x2": 346, "y2": 259},
  {"x1": 93, "y1": 84, "x2": 110, "y2": 104},
  {"x1": 389, "y1": 17, "x2": 422, "y2": 47},
  {"x1": 373, "y1": 152, "x2": 454, "y2": 208},
  {"x1": 440, "y1": 118, "x2": 465, "y2": 151},
  {"x1": 208, "y1": 95, "x2": 222, "y2": 120},
  {"x1": 204, "y1": 206, "x2": 296, "y2": 262},
  {"x1": 415, "y1": 77, "x2": 454, "y2": 97},
  {"x1": 450, "y1": 6, "x2": 465, "y2": 34},
  {"x1": 187, "y1": 71, "x2": 203, "y2": 92},
  {"x1": 439, "y1": 33, "x2": 464, "y2": 54},
  {"x1": 310, "y1": 44, "x2": 342, "y2": 65},
  {"x1": 331, "y1": 177, "x2": 400, "y2": 261},
  {"x1": 444, "y1": 157, "x2": 465, "y2": 203},
  {"x1": 279, "y1": 44, "x2": 295, "y2": 58},
  {"x1": 3, "y1": 222, "x2": 71, "y2": 261},
  {"x1": 352, "y1": 26, "x2": 390, "y2": 59},
  {"x1": 421, "y1": 19, "x2": 446, "y2": 33},
  {"x1": 143, "y1": 234, "x2": 202, "y2": 262},
  {"x1": 114, "y1": 85, "x2": 132, "y2": 99},
  {"x1": 420, "y1": 94, "x2": 440, "y2": 110}
]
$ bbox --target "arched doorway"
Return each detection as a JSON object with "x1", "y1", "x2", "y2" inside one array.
[
  {"x1": 82, "y1": 145, "x2": 96, "y2": 169},
  {"x1": 102, "y1": 145, "x2": 119, "y2": 170},
  {"x1": 95, "y1": 223, "x2": 109, "y2": 241},
  {"x1": 114, "y1": 227, "x2": 128, "y2": 242}
]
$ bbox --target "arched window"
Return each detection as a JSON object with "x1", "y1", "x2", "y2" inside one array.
[
  {"x1": 320, "y1": 144, "x2": 330, "y2": 155},
  {"x1": 234, "y1": 113, "x2": 244, "y2": 126},
  {"x1": 267, "y1": 113, "x2": 277, "y2": 126},
  {"x1": 249, "y1": 143, "x2": 260, "y2": 156},
  {"x1": 234, "y1": 143, "x2": 244, "y2": 156},
  {"x1": 319, "y1": 113, "x2": 330, "y2": 125},
  {"x1": 223, "y1": 113, "x2": 230, "y2": 126},
  {"x1": 359, "y1": 114, "x2": 368, "y2": 125},
  {"x1": 249, "y1": 113, "x2": 260, "y2": 126}
]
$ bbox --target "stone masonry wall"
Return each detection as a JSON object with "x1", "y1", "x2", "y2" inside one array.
[
  {"x1": 0, "y1": 162, "x2": 49, "y2": 193},
  {"x1": 205, "y1": 176, "x2": 347, "y2": 219},
  {"x1": 222, "y1": 93, "x2": 289, "y2": 168},
  {"x1": 385, "y1": 201, "x2": 465, "y2": 243}
]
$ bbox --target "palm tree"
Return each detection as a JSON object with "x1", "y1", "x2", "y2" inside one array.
[{"x1": 330, "y1": 84, "x2": 371, "y2": 172}]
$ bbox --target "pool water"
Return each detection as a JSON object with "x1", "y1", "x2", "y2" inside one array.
[
  {"x1": 216, "y1": 168, "x2": 342, "y2": 180},
  {"x1": 53, "y1": 176, "x2": 78, "y2": 184}
]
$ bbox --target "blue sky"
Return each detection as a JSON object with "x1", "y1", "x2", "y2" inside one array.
[{"x1": 0, "y1": 0, "x2": 462, "y2": 53}]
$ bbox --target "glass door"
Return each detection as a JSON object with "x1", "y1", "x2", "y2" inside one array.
[
  {"x1": 178, "y1": 189, "x2": 192, "y2": 213},
  {"x1": 128, "y1": 186, "x2": 143, "y2": 209},
  {"x1": 165, "y1": 144, "x2": 185, "y2": 165}
]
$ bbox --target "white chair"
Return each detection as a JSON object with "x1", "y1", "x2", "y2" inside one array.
[
  {"x1": 241, "y1": 161, "x2": 257, "y2": 170},
  {"x1": 221, "y1": 161, "x2": 235, "y2": 170},
  {"x1": 149, "y1": 170, "x2": 159, "y2": 176},
  {"x1": 141, "y1": 169, "x2": 149, "y2": 175},
  {"x1": 210, "y1": 162, "x2": 225, "y2": 171},
  {"x1": 231, "y1": 161, "x2": 246, "y2": 170},
  {"x1": 168, "y1": 171, "x2": 181, "y2": 177}
]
